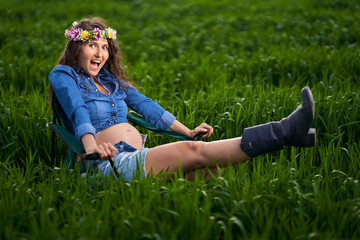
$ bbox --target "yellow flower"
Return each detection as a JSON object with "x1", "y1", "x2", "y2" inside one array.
[
  {"x1": 106, "y1": 29, "x2": 113, "y2": 38},
  {"x1": 81, "y1": 30, "x2": 89, "y2": 40}
]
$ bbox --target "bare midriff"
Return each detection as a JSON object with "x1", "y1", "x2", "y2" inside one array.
[{"x1": 95, "y1": 123, "x2": 143, "y2": 150}]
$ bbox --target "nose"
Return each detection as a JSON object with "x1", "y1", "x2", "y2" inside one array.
[{"x1": 95, "y1": 47, "x2": 103, "y2": 58}]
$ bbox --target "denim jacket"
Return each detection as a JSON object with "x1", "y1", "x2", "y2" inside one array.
[{"x1": 49, "y1": 65, "x2": 176, "y2": 142}]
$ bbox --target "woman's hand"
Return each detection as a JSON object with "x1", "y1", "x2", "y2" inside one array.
[
  {"x1": 85, "y1": 142, "x2": 117, "y2": 160},
  {"x1": 86, "y1": 142, "x2": 118, "y2": 160},
  {"x1": 190, "y1": 123, "x2": 213, "y2": 138},
  {"x1": 81, "y1": 134, "x2": 117, "y2": 160},
  {"x1": 168, "y1": 120, "x2": 213, "y2": 139}
]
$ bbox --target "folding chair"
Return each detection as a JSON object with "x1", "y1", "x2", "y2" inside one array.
[{"x1": 49, "y1": 95, "x2": 203, "y2": 177}]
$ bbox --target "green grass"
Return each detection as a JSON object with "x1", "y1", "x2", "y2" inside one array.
[{"x1": 1, "y1": 0, "x2": 360, "y2": 239}]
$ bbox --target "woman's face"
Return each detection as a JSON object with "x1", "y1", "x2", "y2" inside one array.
[{"x1": 78, "y1": 38, "x2": 109, "y2": 77}]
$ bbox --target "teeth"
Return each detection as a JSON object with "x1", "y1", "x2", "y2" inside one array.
[{"x1": 92, "y1": 60, "x2": 101, "y2": 63}]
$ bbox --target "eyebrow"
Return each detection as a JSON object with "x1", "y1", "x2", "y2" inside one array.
[{"x1": 88, "y1": 42, "x2": 108, "y2": 47}]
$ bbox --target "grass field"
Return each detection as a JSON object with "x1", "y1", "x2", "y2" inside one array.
[{"x1": 1, "y1": 0, "x2": 360, "y2": 239}]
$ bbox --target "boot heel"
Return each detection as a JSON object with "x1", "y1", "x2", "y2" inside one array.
[{"x1": 305, "y1": 128, "x2": 316, "y2": 147}]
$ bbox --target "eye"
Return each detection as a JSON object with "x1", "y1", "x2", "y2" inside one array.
[
  {"x1": 102, "y1": 45, "x2": 109, "y2": 50},
  {"x1": 89, "y1": 43, "x2": 96, "y2": 48}
]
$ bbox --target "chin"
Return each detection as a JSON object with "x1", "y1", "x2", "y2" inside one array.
[
  {"x1": 90, "y1": 67, "x2": 103, "y2": 76},
  {"x1": 88, "y1": 69, "x2": 99, "y2": 76}
]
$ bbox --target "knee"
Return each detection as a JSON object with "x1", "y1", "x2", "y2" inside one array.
[
  {"x1": 182, "y1": 141, "x2": 207, "y2": 167},
  {"x1": 185, "y1": 141, "x2": 205, "y2": 153}
]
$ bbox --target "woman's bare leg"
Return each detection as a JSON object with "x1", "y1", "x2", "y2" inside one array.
[
  {"x1": 145, "y1": 86, "x2": 316, "y2": 176},
  {"x1": 145, "y1": 137, "x2": 250, "y2": 175}
]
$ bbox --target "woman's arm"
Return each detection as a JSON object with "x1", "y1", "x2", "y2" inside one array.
[
  {"x1": 50, "y1": 66, "x2": 116, "y2": 159},
  {"x1": 122, "y1": 82, "x2": 213, "y2": 138},
  {"x1": 123, "y1": 83, "x2": 176, "y2": 130},
  {"x1": 169, "y1": 120, "x2": 214, "y2": 139},
  {"x1": 49, "y1": 65, "x2": 96, "y2": 142}
]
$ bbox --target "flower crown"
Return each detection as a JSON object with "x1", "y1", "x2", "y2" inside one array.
[{"x1": 64, "y1": 21, "x2": 117, "y2": 42}]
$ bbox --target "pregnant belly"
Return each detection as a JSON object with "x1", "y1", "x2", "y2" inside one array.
[{"x1": 95, "y1": 123, "x2": 143, "y2": 150}]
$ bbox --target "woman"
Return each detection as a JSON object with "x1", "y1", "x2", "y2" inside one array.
[{"x1": 49, "y1": 18, "x2": 316, "y2": 182}]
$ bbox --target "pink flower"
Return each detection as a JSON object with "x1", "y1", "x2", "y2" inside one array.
[
  {"x1": 70, "y1": 28, "x2": 80, "y2": 41},
  {"x1": 93, "y1": 28, "x2": 101, "y2": 40}
]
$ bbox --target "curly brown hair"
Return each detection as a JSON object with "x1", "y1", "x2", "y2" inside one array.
[{"x1": 50, "y1": 17, "x2": 131, "y2": 104}]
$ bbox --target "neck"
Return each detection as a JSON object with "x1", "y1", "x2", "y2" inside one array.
[{"x1": 92, "y1": 76, "x2": 99, "y2": 83}]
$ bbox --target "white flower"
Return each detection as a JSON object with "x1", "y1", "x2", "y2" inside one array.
[{"x1": 72, "y1": 21, "x2": 78, "y2": 27}]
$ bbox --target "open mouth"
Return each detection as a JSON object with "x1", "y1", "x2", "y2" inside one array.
[{"x1": 90, "y1": 60, "x2": 101, "y2": 70}]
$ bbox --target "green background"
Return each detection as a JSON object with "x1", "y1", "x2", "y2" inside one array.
[{"x1": 1, "y1": 0, "x2": 360, "y2": 239}]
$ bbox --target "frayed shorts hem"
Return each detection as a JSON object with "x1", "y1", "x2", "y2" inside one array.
[{"x1": 80, "y1": 135, "x2": 149, "y2": 182}]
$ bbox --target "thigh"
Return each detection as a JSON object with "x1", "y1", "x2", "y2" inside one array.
[
  {"x1": 145, "y1": 141, "x2": 203, "y2": 175},
  {"x1": 95, "y1": 148, "x2": 148, "y2": 182}
]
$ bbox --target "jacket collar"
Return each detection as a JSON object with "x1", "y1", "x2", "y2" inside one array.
[{"x1": 74, "y1": 66, "x2": 116, "y2": 83}]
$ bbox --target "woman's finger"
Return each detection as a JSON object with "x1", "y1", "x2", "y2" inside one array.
[
  {"x1": 97, "y1": 145, "x2": 107, "y2": 159},
  {"x1": 208, "y1": 125, "x2": 213, "y2": 135},
  {"x1": 199, "y1": 127, "x2": 208, "y2": 133},
  {"x1": 101, "y1": 143, "x2": 117, "y2": 159},
  {"x1": 106, "y1": 142, "x2": 117, "y2": 158},
  {"x1": 192, "y1": 123, "x2": 214, "y2": 138},
  {"x1": 194, "y1": 127, "x2": 207, "y2": 137},
  {"x1": 203, "y1": 130, "x2": 211, "y2": 138},
  {"x1": 201, "y1": 124, "x2": 213, "y2": 138},
  {"x1": 102, "y1": 143, "x2": 113, "y2": 156},
  {"x1": 201, "y1": 123, "x2": 211, "y2": 128}
]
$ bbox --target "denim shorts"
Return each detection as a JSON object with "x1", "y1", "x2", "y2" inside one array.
[{"x1": 80, "y1": 135, "x2": 149, "y2": 182}]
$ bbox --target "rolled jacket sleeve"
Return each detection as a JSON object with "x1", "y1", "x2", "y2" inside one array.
[
  {"x1": 155, "y1": 111, "x2": 176, "y2": 130},
  {"x1": 123, "y1": 82, "x2": 176, "y2": 130},
  {"x1": 49, "y1": 65, "x2": 96, "y2": 141}
]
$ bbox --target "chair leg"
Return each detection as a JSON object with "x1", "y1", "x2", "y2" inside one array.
[{"x1": 108, "y1": 159, "x2": 121, "y2": 179}]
